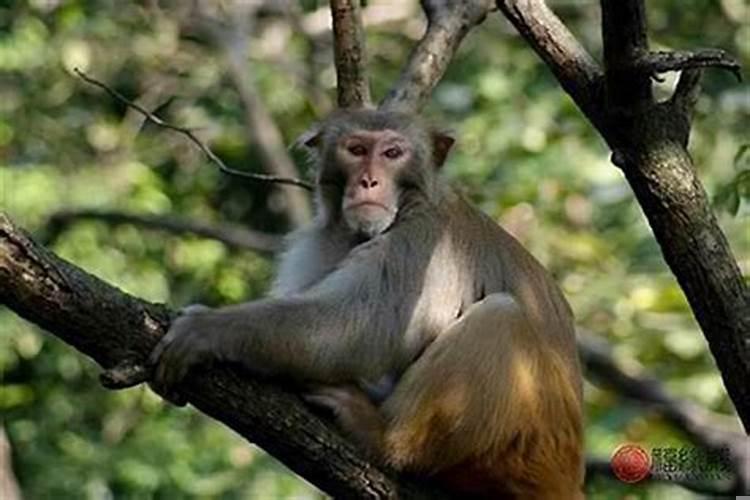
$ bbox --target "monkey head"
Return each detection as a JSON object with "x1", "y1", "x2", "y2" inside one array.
[{"x1": 299, "y1": 109, "x2": 455, "y2": 239}]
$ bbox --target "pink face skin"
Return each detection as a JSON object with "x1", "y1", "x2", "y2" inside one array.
[{"x1": 336, "y1": 130, "x2": 412, "y2": 237}]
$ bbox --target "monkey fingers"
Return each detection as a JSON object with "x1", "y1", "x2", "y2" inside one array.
[{"x1": 148, "y1": 318, "x2": 210, "y2": 404}]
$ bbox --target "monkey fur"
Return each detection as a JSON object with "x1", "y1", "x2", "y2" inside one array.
[{"x1": 150, "y1": 109, "x2": 584, "y2": 499}]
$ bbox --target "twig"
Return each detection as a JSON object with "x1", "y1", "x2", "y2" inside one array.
[
  {"x1": 44, "y1": 209, "x2": 284, "y2": 254},
  {"x1": 633, "y1": 49, "x2": 742, "y2": 81},
  {"x1": 380, "y1": 0, "x2": 495, "y2": 112},
  {"x1": 330, "y1": 0, "x2": 372, "y2": 107},
  {"x1": 73, "y1": 68, "x2": 314, "y2": 192}
]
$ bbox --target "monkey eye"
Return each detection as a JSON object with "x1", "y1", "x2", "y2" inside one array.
[
  {"x1": 383, "y1": 147, "x2": 403, "y2": 159},
  {"x1": 348, "y1": 144, "x2": 367, "y2": 156}
]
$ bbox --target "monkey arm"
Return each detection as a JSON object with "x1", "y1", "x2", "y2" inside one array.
[{"x1": 150, "y1": 237, "x2": 428, "y2": 394}]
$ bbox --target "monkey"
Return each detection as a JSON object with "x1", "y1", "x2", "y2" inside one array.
[{"x1": 149, "y1": 109, "x2": 584, "y2": 499}]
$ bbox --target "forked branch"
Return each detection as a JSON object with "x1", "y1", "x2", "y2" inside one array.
[{"x1": 494, "y1": 0, "x2": 750, "y2": 431}]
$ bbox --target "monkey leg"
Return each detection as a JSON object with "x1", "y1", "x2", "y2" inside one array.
[
  {"x1": 303, "y1": 384, "x2": 387, "y2": 460},
  {"x1": 380, "y1": 293, "x2": 584, "y2": 499}
]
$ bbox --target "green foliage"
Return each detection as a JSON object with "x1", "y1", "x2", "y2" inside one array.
[
  {"x1": 714, "y1": 144, "x2": 750, "y2": 215},
  {"x1": 1, "y1": 0, "x2": 747, "y2": 498}
]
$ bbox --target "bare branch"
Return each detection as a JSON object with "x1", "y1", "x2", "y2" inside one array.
[
  {"x1": 496, "y1": 0, "x2": 606, "y2": 128},
  {"x1": 44, "y1": 209, "x2": 283, "y2": 254},
  {"x1": 74, "y1": 69, "x2": 314, "y2": 192},
  {"x1": 579, "y1": 333, "x2": 749, "y2": 492},
  {"x1": 0, "y1": 211, "x2": 446, "y2": 500},
  {"x1": 633, "y1": 49, "x2": 741, "y2": 81},
  {"x1": 380, "y1": 0, "x2": 495, "y2": 112},
  {"x1": 330, "y1": 0, "x2": 372, "y2": 108}
]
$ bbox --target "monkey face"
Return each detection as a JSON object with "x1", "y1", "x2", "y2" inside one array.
[
  {"x1": 300, "y1": 109, "x2": 455, "y2": 239},
  {"x1": 336, "y1": 129, "x2": 410, "y2": 237}
]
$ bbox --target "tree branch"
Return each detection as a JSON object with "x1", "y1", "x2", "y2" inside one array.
[
  {"x1": 632, "y1": 49, "x2": 741, "y2": 81},
  {"x1": 74, "y1": 69, "x2": 314, "y2": 192},
  {"x1": 496, "y1": 0, "x2": 606, "y2": 129},
  {"x1": 495, "y1": 0, "x2": 750, "y2": 431},
  {"x1": 0, "y1": 211, "x2": 446, "y2": 500},
  {"x1": 43, "y1": 209, "x2": 284, "y2": 254},
  {"x1": 380, "y1": 0, "x2": 495, "y2": 112},
  {"x1": 600, "y1": 0, "x2": 652, "y2": 108},
  {"x1": 330, "y1": 0, "x2": 372, "y2": 108}
]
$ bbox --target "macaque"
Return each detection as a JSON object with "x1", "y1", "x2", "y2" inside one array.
[{"x1": 150, "y1": 109, "x2": 584, "y2": 499}]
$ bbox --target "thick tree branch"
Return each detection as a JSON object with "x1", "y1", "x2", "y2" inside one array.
[
  {"x1": 0, "y1": 212, "x2": 445, "y2": 500},
  {"x1": 497, "y1": 0, "x2": 606, "y2": 129},
  {"x1": 43, "y1": 209, "x2": 283, "y2": 254},
  {"x1": 380, "y1": 0, "x2": 494, "y2": 112},
  {"x1": 330, "y1": 0, "x2": 372, "y2": 107},
  {"x1": 495, "y1": 0, "x2": 750, "y2": 431},
  {"x1": 75, "y1": 69, "x2": 314, "y2": 192},
  {"x1": 600, "y1": 0, "x2": 652, "y2": 107}
]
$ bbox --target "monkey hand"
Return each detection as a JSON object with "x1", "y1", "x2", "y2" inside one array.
[{"x1": 148, "y1": 304, "x2": 218, "y2": 405}]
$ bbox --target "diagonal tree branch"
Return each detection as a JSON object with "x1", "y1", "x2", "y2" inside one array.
[
  {"x1": 496, "y1": 0, "x2": 606, "y2": 130},
  {"x1": 0, "y1": 211, "x2": 446, "y2": 500},
  {"x1": 380, "y1": 0, "x2": 495, "y2": 112},
  {"x1": 43, "y1": 209, "x2": 284, "y2": 254},
  {"x1": 330, "y1": 0, "x2": 372, "y2": 108},
  {"x1": 495, "y1": 0, "x2": 750, "y2": 432}
]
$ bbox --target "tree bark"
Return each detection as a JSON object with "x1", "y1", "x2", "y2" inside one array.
[{"x1": 497, "y1": 0, "x2": 750, "y2": 432}]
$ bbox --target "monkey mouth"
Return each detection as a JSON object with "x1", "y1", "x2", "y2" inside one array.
[
  {"x1": 347, "y1": 200, "x2": 391, "y2": 211},
  {"x1": 345, "y1": 201, "x2": 398, "y2": 219}
]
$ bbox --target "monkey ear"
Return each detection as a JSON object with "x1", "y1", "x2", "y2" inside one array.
[
  {"x1": 431, "y1": 130, "x2": 455, "y2": 168},
  {"x1": 293, "y1": 125, "x2": 323, "y2": 151}
]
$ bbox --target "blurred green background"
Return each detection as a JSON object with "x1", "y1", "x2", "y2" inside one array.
[{"x1": 1, "y1": 0, "x2": 748, "y2": 498}]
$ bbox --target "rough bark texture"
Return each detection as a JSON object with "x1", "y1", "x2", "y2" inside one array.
[
  {"x1": 0, "y1": 212, "x2": 446, "y2": 500},
  {"x1": 330, "y1": 0, "x2": 372, "y2": 107},
  {"x1": 381, "y1": 0, "x2": 494, "y2": 112}
]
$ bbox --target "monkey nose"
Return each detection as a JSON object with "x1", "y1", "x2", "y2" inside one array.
[{"x1": 359, "y1": 177, "x2": 379, "y2": 189}]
